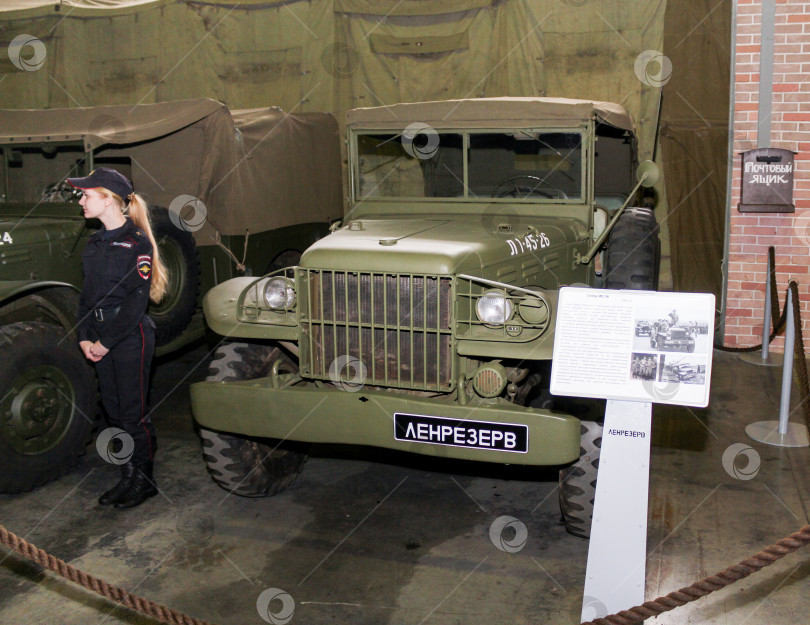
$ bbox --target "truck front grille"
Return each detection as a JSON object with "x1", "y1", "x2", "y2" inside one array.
[{"x1": 300, "y1": 270, "x2": 453, "y2": 391}]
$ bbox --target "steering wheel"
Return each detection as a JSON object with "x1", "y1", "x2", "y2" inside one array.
[{"x1": 491, "y1": 175, "x2": 567, "y2": 199}]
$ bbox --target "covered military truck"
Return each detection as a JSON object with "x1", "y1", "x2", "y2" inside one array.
[
  {"x1": 0, "y1": 98, "x2": 342, "y2": 493},
  {"x1": 190, "y1": 97, "x2": 660, "y2": 537}
]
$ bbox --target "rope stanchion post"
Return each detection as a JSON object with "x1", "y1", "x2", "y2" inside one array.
[
  {"x1": 746, "y1": 283, "x2": 810, "y2": 447},
  {"x1": 739, "y1": 248, "x2": 783, "y2": 366},
  {"x1": 716, "y1": 247, "x2": 787, "y2": 355},
  {"x1": 789, "y1": 281, "x2": 810, "y2": 430}
]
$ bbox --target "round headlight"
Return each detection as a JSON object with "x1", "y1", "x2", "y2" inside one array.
[
  {"x1": 263, "y1": 277, "x2": 295, "y2": 309},
  {"x1": 476, "y1": 290, "x2": 513, "y2": 324}
]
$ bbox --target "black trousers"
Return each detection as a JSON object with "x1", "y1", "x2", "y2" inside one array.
[{"x1": 94, "y1": 320, "x2": 157, "y2": 466}]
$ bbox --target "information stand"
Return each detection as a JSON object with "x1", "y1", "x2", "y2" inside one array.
[
  {"x1": 582, "y1": 399, "x2": 651, "y2": 617},
  {"x1": 550, "y1": 287, "x2": 715, "y2": 621}
]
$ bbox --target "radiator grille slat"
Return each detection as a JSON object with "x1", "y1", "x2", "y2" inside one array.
[{"x1": 301, "y1": 271, "x2": 453, "y2": 391}]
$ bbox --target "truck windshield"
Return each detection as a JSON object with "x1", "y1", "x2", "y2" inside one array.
[{"x1": 355, "y1": 130, "x2": 583, "y2": 201}]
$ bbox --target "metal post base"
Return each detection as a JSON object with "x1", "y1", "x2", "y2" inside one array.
[
  {"x1": 738, "y1": 350, "x2": 783, "y2": 367},
  {"x1": 746, "y1": 420, "x2": 810, "y2": 447}
]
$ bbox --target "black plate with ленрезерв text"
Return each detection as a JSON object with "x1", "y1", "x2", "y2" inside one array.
[{"x1": 394, "y1": 412, "x2": 528, "y2": 453}]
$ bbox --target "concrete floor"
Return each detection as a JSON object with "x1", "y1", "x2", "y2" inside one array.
[{"x1": 1, "y1": 345, "x2": 809, "y2": 625}]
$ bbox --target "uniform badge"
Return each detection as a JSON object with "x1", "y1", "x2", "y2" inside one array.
[{"x1": 137, "y1": 255, "x2": 152, "y2": 280}]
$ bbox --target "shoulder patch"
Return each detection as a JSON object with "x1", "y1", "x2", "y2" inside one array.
[{"x1": 137, "y1": 255, "x2": 152, "y2": 280}]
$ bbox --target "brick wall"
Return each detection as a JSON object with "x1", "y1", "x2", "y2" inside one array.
[{"x1": 726, "y1": 0, "x2": 810, "y2": 351}]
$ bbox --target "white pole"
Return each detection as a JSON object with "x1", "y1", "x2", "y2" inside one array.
[
  {"x1": 746, "y1": 286, "x2": 809, "y2": 447},
  {"x1": 740, "y1": 251, "x2": 782, "y2": 367},
  {"x1": 777, "y1": 289, "x2": 795, "y2": 435}
]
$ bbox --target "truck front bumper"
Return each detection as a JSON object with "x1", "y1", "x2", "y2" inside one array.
[{"x1": 191, "y1": 379, "x2": 581, "y2": 466}]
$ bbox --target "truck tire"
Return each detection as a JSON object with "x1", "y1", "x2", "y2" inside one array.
[
  {"x1": 0, "y1": 321, "x2": 97, "y2": 493},
  {"x1": 604, "y1": 207, "x2": 659, "y2": 291},
  {"x1": 148, "y1": 206, "x2": 201, "y2": 346},
  {"x1": 559, "y1": 419, "x2": 602, "y2": 538},
  {"x1": 264, "y1": 249, "x2": 302, "y2": 275},
  {"x1": 36, "y1": 287, "x2": 81, "y2": 329},
  {"x1": 198, "y1": 342, "x2": 307, "y2": 497},
  {"x1": 561, "y1": 208, "x2": 655, "y2": 535}
]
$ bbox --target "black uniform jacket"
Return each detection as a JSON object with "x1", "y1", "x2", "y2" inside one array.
[{"x1": 78, "y1": 218, "x2": 153, "y2": 349}]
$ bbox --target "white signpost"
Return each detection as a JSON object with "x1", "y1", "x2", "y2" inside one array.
[{"x1": 550, "y1": 287, "x2": 715, "y2": 621}]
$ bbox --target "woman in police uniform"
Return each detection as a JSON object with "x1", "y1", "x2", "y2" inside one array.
[{"x1": 69, "y1": 168, "x2": 168, "y2": 509}]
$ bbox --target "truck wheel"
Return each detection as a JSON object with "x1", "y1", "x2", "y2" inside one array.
[
  {"x1": 148, "y1": 206, "x2": 201, "y2": 346},
  {"x1": 198, "y1": 342, "x2": 307, "y2": 497},
  {"x1": 604, "y1": 207, "x2": 659, "y2": 291},
  {"x1": 264, "y1": 249, "x2": 302, "y2": 275},
  {"x1": 559, "y1": 419, "x2": 602, "y2": 538},
  {"x1": 0, "y1": 321, "x2": 97, "y2": 493}
]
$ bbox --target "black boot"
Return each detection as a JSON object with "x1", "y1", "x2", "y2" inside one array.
[
  {"x1": 98, "y1": 461, "x2": 136, "y2": 506},
  {"x1": 114, "y1": 462, "x2": 158, "y2": 509}
]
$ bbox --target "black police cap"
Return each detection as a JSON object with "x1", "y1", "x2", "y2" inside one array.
[{"x1": 67, "y1": 167, "x2": 134, "y2": 200}]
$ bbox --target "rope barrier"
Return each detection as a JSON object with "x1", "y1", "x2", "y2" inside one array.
[
  {"x1": 2, "y1": 518, "x2": 810, "y2": 625},
  {"x1": 712, "y1": 246, "x2": 809, "y2": 428},
  {"x1": 0, "y1": 524, "x2": 216, "y2": 625},
  {"x1": 711, "y1": 246, "x2": 809, "y2": 427},
  {"x1": 715, "y1": 247, "x2": 787, "y2": 353},
  {"x1": 580, "y1": 524, "x2": 810, "y2": 625}
]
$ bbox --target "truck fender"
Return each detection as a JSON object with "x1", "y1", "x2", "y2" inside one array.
[
  {"x1": 0, "y1": 281, "x2": 81, "y2": 331},
  {"x1": 0, "y1": 280, "x2": 79, "y2": 305}
]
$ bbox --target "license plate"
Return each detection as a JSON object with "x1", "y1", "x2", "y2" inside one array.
[{"x1": 394, "y1": 413, "x2": 528, "y2": 453}]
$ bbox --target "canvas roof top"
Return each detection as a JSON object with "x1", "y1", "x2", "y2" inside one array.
[
  {"x1": 1, "y1": 1, "x2": 169, "y2": 18},
  {"x1": 0, "y1": 98, "x2": 225, "y2": 150},
  {"x1": 0, "y1": 98, "x2": 342, "y2": 240},
  {"x1": 346, "y1": 97, "x2": 634, "y2": 133}
]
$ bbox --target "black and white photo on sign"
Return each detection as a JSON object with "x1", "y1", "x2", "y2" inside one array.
[
  {"x1": 633, "y1": 301, "x2": 711, "y2": 354},
  {"x1": 658, "y1": 355, "x2": 707, "y2": 385},
  {"x1": 630, "y1": 352, "x2": 658, "y2": 381}
]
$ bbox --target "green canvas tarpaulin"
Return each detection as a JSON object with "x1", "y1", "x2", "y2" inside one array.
[
  {"x1": 0, "y1": 99, "x2": 343, "y2": 243},
  {"x1": 0, "y1": 0, "x2": 732, "y2": 296}
]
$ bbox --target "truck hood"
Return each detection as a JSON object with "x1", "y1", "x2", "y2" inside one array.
[
  {"x1": 0, "y1": 215, "x2": 87, "y2": 248},
  {"x1": 0, "y1": 214, "x2": 89, "y2": 279},
  {"x1": 300, "y1": 216, "x2": 585, "y2": 274}
]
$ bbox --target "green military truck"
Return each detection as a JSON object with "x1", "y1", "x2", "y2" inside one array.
[
  {"x1": 0, "y1": 99, "x2": 342, "y2": 494},
  {"x1": 190, "y1": 97, "x2": 660, "y2": 537}
]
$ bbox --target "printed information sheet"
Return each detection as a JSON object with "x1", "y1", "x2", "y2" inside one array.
[{"x1": 550, "y1": 287, "x2": 715, "y2": 407}]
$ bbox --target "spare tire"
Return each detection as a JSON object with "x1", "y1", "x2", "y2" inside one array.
[
  {"x1": 148, "y1": 206, "x2": 201, "y2": 346},
  {"x1": 604, "y1": 207, "x2": 659, "y2": 291}
]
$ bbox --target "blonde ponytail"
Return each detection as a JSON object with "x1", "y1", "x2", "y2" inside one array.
[{"x1": 126, "y1": 194, "x2": 169, "y2": 303}]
